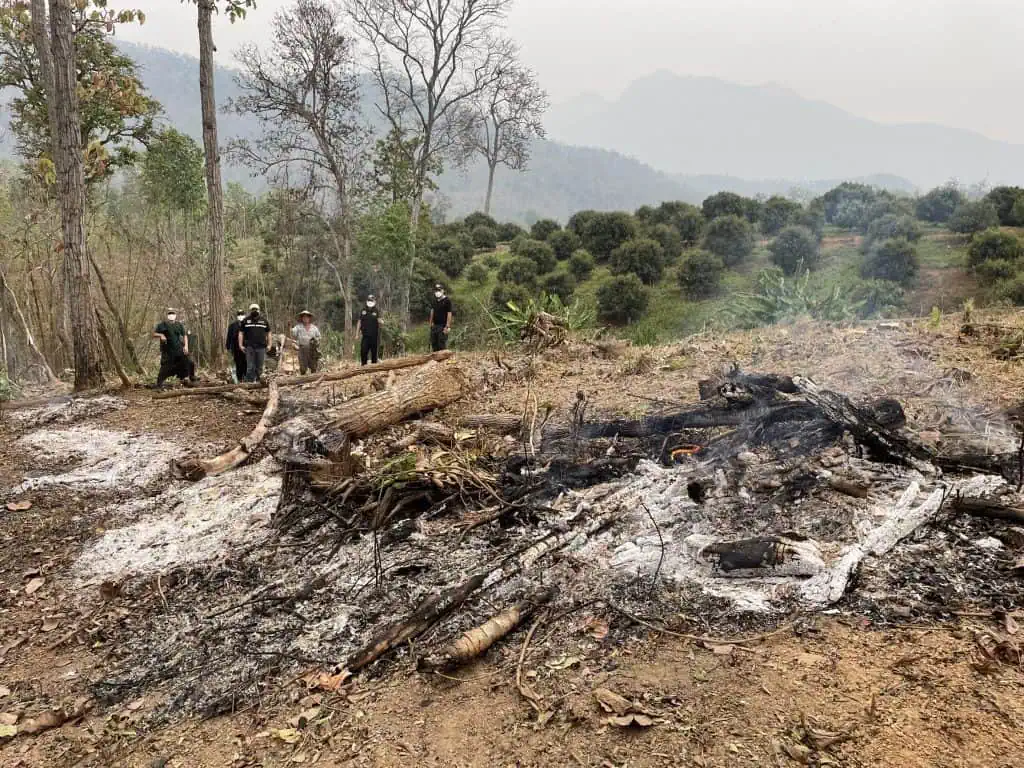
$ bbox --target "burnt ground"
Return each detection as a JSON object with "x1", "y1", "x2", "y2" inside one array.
[{"x1": 1, "y1": 314, "x2": 1024, "y2": 767}]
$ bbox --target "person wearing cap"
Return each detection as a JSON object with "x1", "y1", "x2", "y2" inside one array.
[
  {"x1": 428, "y1": 284, "x2": 453, "y2": 352},
  {"x1": 239, "y1": 303, "x2": 271, "y2": 382},
  {"x1": 290, "y1": 310, "x2": 322, "y2": 375},
  {"x1": 153, "y1": 307, "x2": 191, "y2": 388},
  {"x1": 355, "y1": 294, "x2": 380, "y2": 366},
  {"x1": 226, "y1": 308, "x2": 247, "y2": 383}
]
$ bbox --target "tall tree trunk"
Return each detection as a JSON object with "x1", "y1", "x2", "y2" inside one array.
[
  {"x1": 484, "y1": 160, "x2": 497, "y2": 216},
  {"x1": 402, "y1": 195, "x2": 423, "y2": 331},
  {"x1": 198, "y1": 0, "x2": 226, "y2": 371},
  {"x1": 49, "y1": 0, "x2": 102, "y2": 389},
  {"x1": 90, "y1": 250, "x2": 147, "y2": 375},
  {"x1": 29, "y1": 0, "x2": 54, "y2": 105}
]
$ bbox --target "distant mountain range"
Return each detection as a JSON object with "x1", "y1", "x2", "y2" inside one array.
[
  {"x1": 5, "y1": 43, "x2": 997, "y2": 223},
  {"x1": 545, "y1": 71, "x2": 1024, "y2": 190}
]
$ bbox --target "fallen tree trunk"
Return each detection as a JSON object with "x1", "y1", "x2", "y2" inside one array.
[
  {"x1": 173, "y1": 380, "x2": 281, "y2": 481},
  {"x1": 952, "y1": 495, "x2": 1024, "y2": 525},
  {"x1": 270, "y1": 361, "x2": 467, "y2": 462},
  {"x1": 417, "y1": 586, "x2": 557, "y2": 672},
  {"x1": 152, "y1": 351, "x2": 453, "y2": 399}
]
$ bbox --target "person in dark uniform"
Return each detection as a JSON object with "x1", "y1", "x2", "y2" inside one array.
[
  {"x1": 226, "y1": 308, "x2": 247, "y2": 383},
  {"x1": 239, "y1": 303, "x2": 271, "y2": 382},
  {"x1": 356, "y1": 294, "x2": 380, "y2": 365},
  {"x1": 428, "y1": 284, "x2": 452, "y2": 352},
  {"x1": 153, "y1": 308, "x2": 190, "y2": 387}
]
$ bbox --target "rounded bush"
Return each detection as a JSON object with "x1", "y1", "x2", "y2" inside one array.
[
  {"x1": 702, "y1": 215, "x2": 756, "y2": 267},
  {"x1": 581, "y1": 212, "x2": 640, "y2": 260},
  {"x1": 968, "y1": 229, "x2": 1024, "y2": 268},
  {"x1": 852, "y1": 279, "x2": 905, "y2": 319},
  {"x1": 976, "y1": 259, "x2": 1018, "y2": 283},
  {"x1": 470, "y1": 225, "x2": 498, "y2": 250},
  {"x1": 703, "y1": 191, "x2": 755, "y2": 222},
  {"x1": 567, "y1": 210, "x2": 598, "y2": 236},
  {"x1": 860, "y1": 238, "x2": 919, "y2": 286},
  {"x1": 483, "y1": 252, "x2": 502, "y2": 269},
  {"x1": 530, "y1": 218, "x2": 561, "y2": 241},
  {"x1": 464, "y1": 211, "x2": 498, "y2": 230},
  {"x1": 677, "y1": 250, "x2": 725, "y2": 298},
  {"x1": 496, "y1": 222, "x2": 524, "y2": 241},
  {"x1": 548, "y1": 229, "x2": 581, "y2": 261},
  {"x1": 491, "y1": 281, "x2": 532, "y2": 310},
  {"x1": 761, "y1": 196, "x2": 802, "y2": 236},
  {"x1": 516, "y1": 239, "x2": 557, "y2": 274},
  {"x1": 645, "y1": 223, "x2": 683, "y2": 263},
  {"x1": 428, "y1": 236, "x2": 472, "y2": 278},
  {"x1": 597, "y1": 274, "x2": 648, "y2": 325},
  {"x1": 568, "y1": 249, "x2": 595, "y2": 281},
  {"x1": 769, "y1": 226, "x2": 821, "y2": 275},
  {"x1": 542, "y1": 272, "x2": 577, "y2": 303},
  {"x1": 984, "y1": 187, "x2": 1024, "y2": 225},
  {"x1": 465, "y1": 262, "x2": 489, "y2": 285},
  {"x1": 497, "y1": 255, "x2": 539, "y2": 286},
  {"x1": 917, "y1": 185, "x2": 966, "y2": 223},
  {"x1": 677, "y1": 208, "x2": 706, "y2": 245},
  {"x1": 609, "y1": 238, "x2": 666, "y2": 285},
  {"x1": 864, "y1": 214, "x2": 922, "y2": 251},
  {"x1": 948, "y1": 201, "x2": 1000, "y2": 235}
]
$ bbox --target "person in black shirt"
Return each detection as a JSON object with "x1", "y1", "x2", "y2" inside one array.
[
  {"x1": 428, "y1": 284, "x2": 453, "y2": 352},
  {"x1": 226, "y1": 308, "x2": 247, "y2": 383},
  {"x1": 239, "y1": 303, "x2": 271, "y2": 382},
  {"x1": 153, "y1": 308, "x2": 190, "y2": 387},
  {"x1": 356, "y1": 294, "x2": 380, "y2": 365}
]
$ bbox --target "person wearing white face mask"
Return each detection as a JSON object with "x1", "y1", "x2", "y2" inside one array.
[
  {"x1": 428, "y1": 284, "x2": 453, "y2": 352},
  {"x1": 153, "y1": 308, "x2": 190, "y2": 388},
  {"x1": 356, "y1": 295, "x2": 380, "y2": 365},
  {"x1": 226, "y1": 309, "x2": 247, "y2": 383}
]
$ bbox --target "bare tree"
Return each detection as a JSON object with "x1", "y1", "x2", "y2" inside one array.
[
  {"x1": 48, "y1": 0, "x2": 102, "y2": 388},
  {"x1": 346, "y1": 0, "x2": 515, "y2": 325},
  {"x1": 230, "y1": 0, "x2": 369, "y2": 344},
  {"x1": 470, "y1": 61, "x2": 547, "y2": 216}
]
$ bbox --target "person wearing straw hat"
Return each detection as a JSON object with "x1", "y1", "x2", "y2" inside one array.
[
  {"x1": 239, "y1": 303, "x2": 271, "y2": 382},
  {"x1": 291, "y1": 309, "x2": 322, "y2": 375},
  {"x1": 355, "y1": 294, "x2": 380, "y2": 366}
]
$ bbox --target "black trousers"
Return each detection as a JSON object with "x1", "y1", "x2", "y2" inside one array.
[
  {"x1": 360, "y1": 334, "x2": 379, "y2": 365},
  {"x1": 157, "y1": 353, "x2": 188, "y2": 386},
  {"x1": 232, "y1": 350, "x2": 247, "y2": 382},
  {"x1": 430, "y1": 325, "x2": 447, "y2": 352}
]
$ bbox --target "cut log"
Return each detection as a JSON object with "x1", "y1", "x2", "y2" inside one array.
[
  {"x1": 269, "y1": 361, "x2": 467, "y2": 462},
  {"x1": 418, "y1": 586, "x2": 557, "y2": 671},
  {"x1": 172, "y1": 380, "x2": 281, "y2": 481},
  {"x1": 152, "y1": 350, "x2": 453, "y2": 399},
  {"x1": 689, "y1": 535, "x2": 825, "y2": 577},
  {"x1": 829, "y1": 477, "x2": 871, "y2": 499},
  {"x1": 951, "y1": 496, "x2": 1024, "y2": 525}
]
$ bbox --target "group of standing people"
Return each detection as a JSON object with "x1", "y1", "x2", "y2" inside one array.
[{"x1": 153, "y1": 286, "x2": 454, "y2": 387}]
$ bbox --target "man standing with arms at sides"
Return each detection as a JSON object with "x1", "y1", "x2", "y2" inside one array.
[
  {"x1": 226, "y1": 308, "x2": 247, "y2": 383},
  {"x1": 153, "y1": 308, "x2": 191, "y2": 388},
  {"x1": 291, "y1": 310, "x2": 322, "y2": 375},
  {"x1": 239, "y1": 303, "x2": 271, "y2": 382},
  {"x1": 428, "y1": 284, "x2": 453, "y2": 352},
  {"x1": 356, "y1": 294, "x2": 380, "y2": 365}
]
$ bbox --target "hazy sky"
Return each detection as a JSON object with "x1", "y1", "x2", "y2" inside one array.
[{"x1": 117, "y1": 0, "x2": 1024, "y2": 143}]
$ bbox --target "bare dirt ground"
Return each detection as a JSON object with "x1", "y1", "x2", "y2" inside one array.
[{"x1": 2, "y1": 314, "x2": 1024, "y2": 768}]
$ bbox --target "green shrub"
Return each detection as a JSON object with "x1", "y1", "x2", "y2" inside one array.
[
  {"x1": 852, "y1": 279, "x2": 904, "y2": 318},
  {"x1": 491, "y1": 281, "x2": 532, "y2": 310},
  {"x1": 677, "y1": 208, "x2": 706, "y2": 245},
  {"x1": 542, "y1": 272, "x2": 577, "y2": 302},
  {"x1": 497, "y1": 255, "x2": 539, "y2": 286},
  {"x1": 509, "y1": 233, "x2": 529, "y2": 254},
  {"x1": 516, "y1": 239, "x2": 557, "y2": 273},
  {"x1": 568, "y1": 249, "x2": 595, "y2": 281},
  {"x1": 967, "y1": 229, "x2": 1024, "y2": 268},
  {"x1": 470, "y1": 225, "x2": 498, "y2": 250},
  {"x1": 761, "y1": 196, "x2": 802, "y2": 236},
  {"x1": 984, "y1": 187, "x2": 1024, "y2": 225},
  {"x1": 644, "y1": 223, "x2": 683, "y2": 262},
  {"x1": 636, "y1": 201, "x2": 705, "y2": 245},
  {"x1": 994, "y1": 274, "x2": 1024, "y2": 305},
  {"x1": 609, "y1": 237, "x2": 665, "y2": 285},
  {"x1": 816, "y1": 182, "x2": 878, "y2": 225},
  {"x1": 916, "y1": 184, "x2": 965, "y2": 223},
  {"x1": 796, "y1": 207, "x2": 826, "y2": 239},
  {"x1": 861, "y1": 238, "x2": 919, "y2": 286},
  {"x1": 466, "y1": 262, "x2": 489, "y2": 284},
  {"x1": 428, "y1": 236, "x2": 473, "y2": 278},
  {"x1": 483, "y1": 252, "x2": 502, "y2": 269},
  {"x1": 531, "y1": 218, "x2": 561, "y2": 241},
  {"x1": 464, "y1": 211, "x2": 498, "y2": 230},
  {"x1": 677, "y1": 249, "x2": 725, "y2": 298},
  {"x1": 548, "y1": 229, "x2": 581, "y2": 261},
  {"x1": 703, "y1": 191, "x2": 759, "y2": 223},
  {"x1": 735, "y1": 268, "x2": 860, "y2": 326},
  {"x1": 948, "y1": 201, "x2": 999, "y2": 235},
  {"x1": 976, "y1": 259, "x2": 1018, "y2": 283},
  {"x1": 496, "y1": 222, "x2": 524, "y2": 241},
  {"x1": 581, "y1": 211, "x2": 640, "y2": 260},
  {"x1": 597, "y1": 273, "x2": 648, "y2": 325},
  {"x1": 567, "y1": 209, "x2": 599, "y2": 236},
  {"x1": 863, "y1": 214, "x2": 922, "y2": 251},
  {"x1": 702, "y1": 214, "x2": 756, "y2": 267},
  {"x1": 769, "y1": 225, "x2": 821, "y2": 275},
  {"x1": 832, "y1": 198, "x2": 868, "y2": 230}
]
